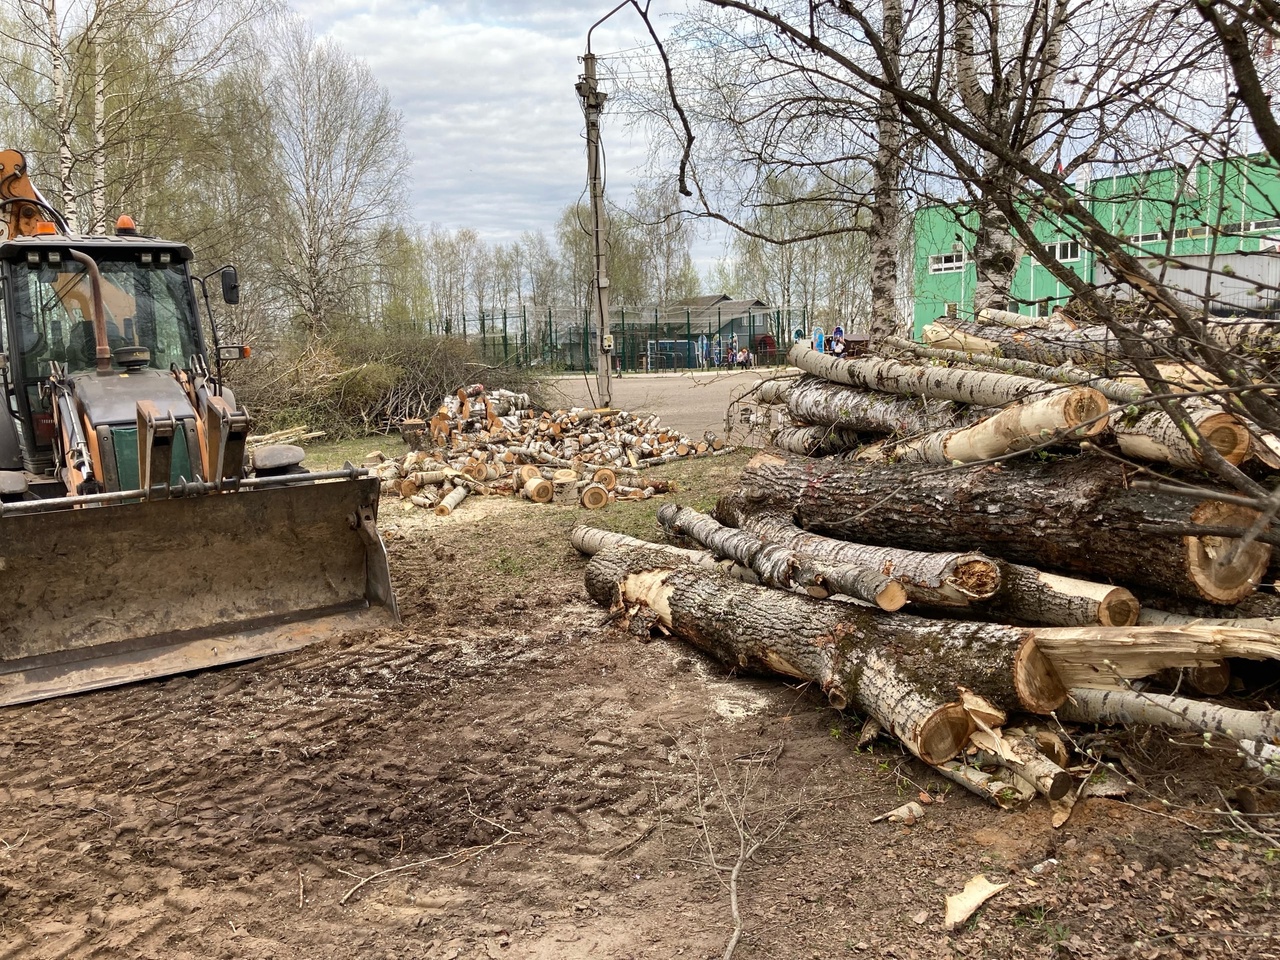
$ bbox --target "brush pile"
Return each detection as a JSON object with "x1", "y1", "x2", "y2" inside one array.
[
  {"x1": 375, "y1": 383, "x2": 731, "y2": 516},
  {"x1": 577, "y1": 329, "x2": 1280, "y2": 821}
]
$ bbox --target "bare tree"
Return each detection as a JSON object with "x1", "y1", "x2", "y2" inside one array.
[{"x1": 264, "y1": 14, "x2": 408, "y2": 339}]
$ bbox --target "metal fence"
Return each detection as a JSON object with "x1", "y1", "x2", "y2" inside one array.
[{"x1": 447, "y1": 304, "x2": 814, "y2": 372}]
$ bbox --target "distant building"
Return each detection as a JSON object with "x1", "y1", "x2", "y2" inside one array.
[{"x1": 912, "y1": 153, "x2": 1280, "y2": 334}]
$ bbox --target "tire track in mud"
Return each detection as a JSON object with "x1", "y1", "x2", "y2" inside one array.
[{"x1": 0, "y1": 592, "x2": 739, "y2": 959}]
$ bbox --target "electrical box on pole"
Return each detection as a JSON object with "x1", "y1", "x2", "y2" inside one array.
[{"x1": 576, "y1": 53, "x2": 613, "y2": 408}]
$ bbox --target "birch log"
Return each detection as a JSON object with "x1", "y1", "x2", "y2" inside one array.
[
  {"x1": 570, "y1": 524, "x2": 755, "y2": 581},
  {"x1": 988, "y1": 565, "x2": 1140, "y2": 628},
  {"x1": 771, "y1": 425, "x2": 865, "y2": 457},
  {"x1": 738, "y1": 453, "x2": 1271, "y2": 604},
  {"x1": 584, "y1": 545, "x2": 1066, "y2": 764},
  {"x1": 787, "y1": 344, "x2": 1058, "y2": 406},
  {"x1": 656, "y1": 503, "x2": 906, "y2": 611},
  {"x1": 713, "y1": 496, "x2": 1002, "y2": 606},
  {"x1": 882, "y1": 335, "x2": 1144, "y2": 404},
  {"x1": 784, "y1": 375, "x2": 969, "y2": 435},
  {"x1": 1057, "y1": 687, "x2": 1280, "y2": 743},
  {"x1": 922, "y1": 320, "x2": 1128, "y2": 367},
  {"x1": 1112, "y1": 406, "x2": 1252, "y2": 468},
  {"x1": 892, "y1": 387, "x2": 1108, "y2": 464},
  {"x1": 434, "y1": 485, "x2": 469, "y2": 517}
]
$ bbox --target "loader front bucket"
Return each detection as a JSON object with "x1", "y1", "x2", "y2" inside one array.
[{"x1": 0, "y1": 476, "x2": 399, "y2": 706}]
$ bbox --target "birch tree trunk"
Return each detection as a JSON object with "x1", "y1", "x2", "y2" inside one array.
[
  {"x1": 868, "y1": 0, "x2": 905, "y2": 339},
  {"x1": 784, "y1": 375, "x2": 969, "y2": 435},
  {"x1": 891, "y1": 387, "x2": 1107, "y2": 464},
  {"x1": 882, "y1": 335, "x2": 1144, "y2": 404},
  {"x1": 787, "y1": 344, "x2": 1056, "y2": 406},
  {"x1": 1113, "y1": 406, "x2": 1252, "y2": 469},
  {"x1": 713, "y1": 495, "x2": 1002, "y2": 606},
  {"x1": 92, "y1": 33, "x2": 105, "y2": 235},
  {"x1": 1057, "y1": 687, "x2": 1280, "y2": 743},
  {"x1": 656, "y1": 503, "x2": 906, "y2": 610},
  {"x1": 48, "y1": 0, "x2": 75, "y2": 230}
]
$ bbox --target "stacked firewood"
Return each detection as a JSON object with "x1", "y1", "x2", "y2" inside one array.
[
  {"x1": 376, "y1": 384, "x2": 729, "y2": 516},
  {"x1": 577, "y1": 334, "x2": 1280, "y2": 819}
]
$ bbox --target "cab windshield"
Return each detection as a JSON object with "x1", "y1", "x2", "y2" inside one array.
[{"x1": 14, "y1": 254, "x2": 200, "y2": 378}]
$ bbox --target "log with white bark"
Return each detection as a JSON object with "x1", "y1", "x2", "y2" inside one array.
[
  {"x1": 977, "y1": 307, "x2": 1076, "y2": 331},
  {"x1": 922, "y1": 320, "x2": 1127, "y2": 368},
  {"x1": 570, "y1": 525, "x2": 758, "y2": 582},
  {"x1": 433, "y1": 484, "x2": 469, "y2": 517},
  {"x1": 712, "y1": 497, "x2": 1002, "y2": 606},
  {"x1": 584, "y1": 545, "x2": 1067, "y2": 764},
  {"x1": 717, "y1": 499, "x2": 1133, "y2": 626},
  {"x1": 988, "y1": 565, "x2": 1140, "y2": 628},
  {"x1": 738, "y1": 453, "x2": 1271, "y2": 604},
  {"x1": 752, "y1": 377, "x2": 797, "y2": 405},
  {"x1": 1056, "y1": 686, "x2": 1280, "y2": 743},
  {"x1": 892, "y1": 387, "x2": 1108, "y2": 464},
  {"x1": 771, "y1": 425, "x2": 866, "y2": 457},
  {"x1": 1112, "y1": 405, "x2": 1252, "y2": 468},
  {"x1": 656, "y1": 503, "x2": 906, "y2": 611},
  {"x1": 882, "y1": 335, "x2": 1144, "y2": 404},
  {"x1": 784, "y1": 375, "x2": 969, "y2": 435},
  {"x1": 787, "y1": 343, "x2": 1059, "y2": 406}
]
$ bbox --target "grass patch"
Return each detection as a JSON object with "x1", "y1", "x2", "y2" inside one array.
[{"x1": 300, "y1": 434, "x2": 407, "y2": 471}]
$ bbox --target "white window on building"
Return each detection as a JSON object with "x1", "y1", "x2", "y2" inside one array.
[
  {"x1": 928, "y1": 250, "x2": 969, "y2": 273},
  {"x1": 1049, "y1": 240, "x2": 1080, "y2": 261},
  {"x1": 1128, "y1": 230, "x2": 1166, "y2": 244},
  {"x1": 1172, "y1": 225, "x2": 1211, "y2": 239},
  {"x1": 1249, "y1": 219, "x2": 1280, "y2": 232}
]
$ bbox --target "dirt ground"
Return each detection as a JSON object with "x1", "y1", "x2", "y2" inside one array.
[{"x1": 3, "y1": 448, "x2": 1280, "y2": 960}]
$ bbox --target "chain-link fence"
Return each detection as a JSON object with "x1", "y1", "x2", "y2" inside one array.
[{"x1": 448, "y1": 304, "x2": 814, "y2": 372}]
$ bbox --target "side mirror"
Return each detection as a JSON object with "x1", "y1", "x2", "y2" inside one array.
[
  {"x1": 217, "y1": 345, "x2": 251, "y2": 362},
  {"x1": 220, "y1": 266, "x2": 240, "y2": 305}
]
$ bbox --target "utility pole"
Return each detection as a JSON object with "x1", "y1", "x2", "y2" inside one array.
[{"x1": 576, "y1": 53, "x2": 612, "y2": 407}]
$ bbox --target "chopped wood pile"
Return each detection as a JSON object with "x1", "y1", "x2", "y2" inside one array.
[
  {"x1": 577, "y1": 333, "x2": 1280, "y2": 821},
  {"x1": 374, "y1": 383, "x2": 731, "y2": 516}
]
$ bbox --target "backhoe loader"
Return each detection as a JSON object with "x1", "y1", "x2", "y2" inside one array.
[{"x1": 0, "y1": 149, "x2": 398, "y2": 706}]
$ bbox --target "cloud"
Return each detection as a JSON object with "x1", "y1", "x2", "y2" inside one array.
[{"x1": 288, "y1": 0, "x2": 663, "y2": 247}]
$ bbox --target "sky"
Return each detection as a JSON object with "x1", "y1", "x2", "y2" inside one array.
[{"x1": 288, "y1": 1, "x2": 709, "y2": 258}]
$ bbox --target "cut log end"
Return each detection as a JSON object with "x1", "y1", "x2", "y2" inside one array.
[
  {"x1": 580, "y1": 483, "x2": 611, "y2": 510},
  {"x1": 917, "y1": 702, "x2": 974, "y2": 766},
  {"x1": 876, "y1": 580, "x2": 909, "y2": 612},
  {"x1": 949, "y1": 558, "x2": 1003, "y2": 600},
  {"x1": 522, "y1": 477, "x2": 554, "y2": 504},
  {"x1": 1012, "y1": 639, "x2": 1069, "y2": 713},
  {"x1": 1098, "y1": 587, "x2": 1140, "y2": 627},
  {"x1": 1201, "y1": 414, "x2": 1253, "y2": 466},
  {"x1": 1064, "y1": 388, "x2": 1110, "y2": 436},
  {"x1": 1186, "y1": 501, "x2": 1273, "y2": 604}
]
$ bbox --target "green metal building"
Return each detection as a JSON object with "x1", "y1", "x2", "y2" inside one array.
[{"x1": 911, "y1": 154, "x2": 1280, "y2": 335}]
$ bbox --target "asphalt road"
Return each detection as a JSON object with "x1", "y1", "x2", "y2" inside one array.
[{"x1": 541, "y1": 367, "x2": 789, "y2": 439}]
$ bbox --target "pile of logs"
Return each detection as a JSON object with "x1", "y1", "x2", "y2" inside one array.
[
  {"x1": 578, "y1": 330, "x2": 1280, "y2": 818},
  {"x1": 755, "y1": 341, "x2": 1255, "y2": 470},
  {"x1": 375, "y1": 384, "x2": 729, "y2": 517}
]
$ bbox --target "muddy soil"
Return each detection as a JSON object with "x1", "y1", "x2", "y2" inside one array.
[{"x1": 2, "y1": 455, "x2": 1279, "y2": 959}]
